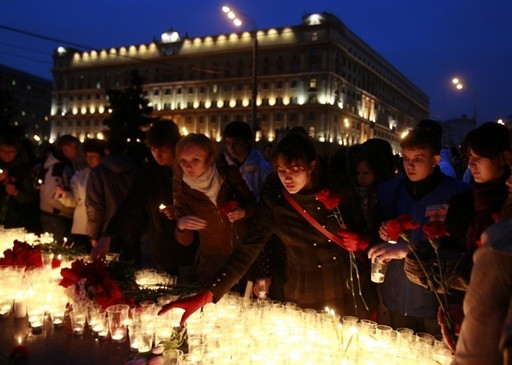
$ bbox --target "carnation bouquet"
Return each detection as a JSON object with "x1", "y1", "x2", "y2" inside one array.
[
  {"x1": 385, "y1": 214, "x2": 457, "y2": 348},
  {"x1": 316, "y1": 188, "x2": 369, "y2": 312},
  {"x1": 59, "y1": 259, "x2": 130, "y2": 311}
]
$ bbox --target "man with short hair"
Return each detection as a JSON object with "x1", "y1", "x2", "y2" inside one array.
[
  {"x1": 92, "y1": 121, "x2": 196, "y2": 279},
  {"x1": 368, "y1": 127, "x2": 469, "y2": 334}
]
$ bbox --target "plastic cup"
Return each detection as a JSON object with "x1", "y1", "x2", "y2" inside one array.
[{"x1": 371, "y1": 258, "x2": 388, "y2": 283}]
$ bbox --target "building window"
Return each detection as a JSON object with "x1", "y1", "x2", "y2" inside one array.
[
  {"x1": 312, "y1": 32, "x2": 318, "y2": 41},
  {"x1": 165, "y1": 89, "x2": 171, "y2": 95},
  {"x1": 154, "y1": 90, "x2": 159, "y2": 96},
  {"x1": 177, "y1": 88, "x2": 182, "y2": 94}
]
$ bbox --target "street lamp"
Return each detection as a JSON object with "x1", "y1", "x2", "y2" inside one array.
[
  {"x1": 452, "y1": 77, "x2": 477, "y2": 128},
  {"x1": 222, "y1": 5, "x2": 258, "y2": 133}
]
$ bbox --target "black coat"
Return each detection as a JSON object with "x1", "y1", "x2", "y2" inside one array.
[
  {"x1": 108, "y1": 160, "x2": 196, "y2": 274},
  {"x1": 207, "y1": 176, "x2": 378, "y2": 317}
]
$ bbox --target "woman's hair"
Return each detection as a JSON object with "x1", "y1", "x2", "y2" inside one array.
[
  {"x1": 351, "y1": 144, "x2": 394, "y2": 184},
  {"x1": 461, "y1": 122, "x2": 510, "y2": 159},
  {"x1": 271, "y1": 131, "x2": 316, "y2": 170},
  {"x1": 175, "y1": 133, "x2": 216, "y2": 166}
]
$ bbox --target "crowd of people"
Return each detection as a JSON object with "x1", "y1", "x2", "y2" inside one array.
[{"x1": 1, "y1": 118, "x2": 511, "y2": 363}]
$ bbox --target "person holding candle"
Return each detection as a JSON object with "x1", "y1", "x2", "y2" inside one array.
[
  {"x1": 160, "y1": 131, "x2": 378, "y2": 324},
  {"x1": 171, "y1": 133, "x2": 257, "y2": 286},
  {"x1": 55, "y1": 138, "x2": 105, "y2": 250},
  {"x1": 368, "y1": 127, "x2": 469, "y2": 335},
  {"x1": 39, "y1": 134, "x2": 80, "y2": 243},
  {"x1": 91, "y1": 120, "x2": 197, "y2": 279}
]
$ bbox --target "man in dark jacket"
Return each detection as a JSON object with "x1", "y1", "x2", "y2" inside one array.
[
  {"x1": 86, "y1": 136, "x2": 134, "y2": 248},
  {"x1": 0, "y1": 136, "x2": 36, "y2": 230},
  {"x1": 91, "y1": 121, "x2": 196, "y2": 278}
]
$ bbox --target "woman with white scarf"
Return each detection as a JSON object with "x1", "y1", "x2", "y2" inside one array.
[{"x1": 172, "y1": 133, "x2": 257, "y2": 285}]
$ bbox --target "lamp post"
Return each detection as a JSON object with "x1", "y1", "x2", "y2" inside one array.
[
  {"x1": 222, "y1": 5, "x2": 258, "y2": 133},
  {"x1": 452, "y1": 77, "x2": 477, "y2": 129}
]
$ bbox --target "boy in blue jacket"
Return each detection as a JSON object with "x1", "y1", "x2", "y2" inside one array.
[{"x1": 368, "y1": 127, "x2": 469, "y2": 334}]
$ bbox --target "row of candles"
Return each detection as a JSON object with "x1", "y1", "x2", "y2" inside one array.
[{"x1": 1, "y1": 235, "x2": 453, "y2": 364}]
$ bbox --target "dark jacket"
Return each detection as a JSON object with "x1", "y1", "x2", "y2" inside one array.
[
  {"x1": 378, "y1": 168, "x2": 469, "y2": 319},
  {"x1": 173, "y1": 158, "x2": 257, "y2": 284},
  {"x1": 0, "y1": 156, "x2": 35, "y2": 228},
  {"x1": 206, "y1": 177, "x2": 378, "y2": 318},
  {"x1": 107, "y1": 160, "x2": 196, "y2": 274},
  {"x1": 86, "y1": 154, "x2": 134, "y2": 240}
]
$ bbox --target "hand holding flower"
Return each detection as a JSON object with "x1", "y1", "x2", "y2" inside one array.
[
  {"x1": 437, "y1": 304, "x2": 463, "y2": 353},
  {"x1": 337, "y1": 231, "x2": 369, "y2": 252},
  {"x1": 226, "y1": 208, "x2": 245, "y2": 223}
]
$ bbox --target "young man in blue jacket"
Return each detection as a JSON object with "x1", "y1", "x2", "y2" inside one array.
[{"x1": 368, "y1": 127, "x2": 469, "y2": 334}]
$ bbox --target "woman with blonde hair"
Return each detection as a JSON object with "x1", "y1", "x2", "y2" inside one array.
[{"x1": 172, "y1": 133, "x2": 257, "y2": 285}]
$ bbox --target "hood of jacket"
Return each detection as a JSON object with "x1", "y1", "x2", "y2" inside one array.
[
  {"x1": 440, "y1": 148, "x2": 452, "y2": 162},
  {"x1": 481, "y1": 217, "x2": 512, "y2": 255},
  {"x1": 224, "y1": 148, "x2": 268, "y2": 174}
]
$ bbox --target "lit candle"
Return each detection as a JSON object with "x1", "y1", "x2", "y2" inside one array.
[
  {"x1": 0, "y1": 302, "x2": 11, "y2": 317},
  {"x1": 111, "y1": 331, "x2": 125, "y2": 342},
  {"x1": 158, "y1": 203, "x2": 166, "y2": 211},
  {"x1": 98, "y1": 329, "x2": 108, "y2": 340}
]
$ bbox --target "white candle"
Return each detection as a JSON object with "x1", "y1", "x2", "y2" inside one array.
[{"x1": 14, "y1": 300, "x2": 26, "y2": 319}]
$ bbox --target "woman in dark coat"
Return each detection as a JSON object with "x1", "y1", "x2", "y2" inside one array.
[{"x1": 160, "y1": 131, "x2": 378, "y2": 324}]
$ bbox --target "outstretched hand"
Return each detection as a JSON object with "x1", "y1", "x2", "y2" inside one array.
[{"x1": 158, "y1": 289, "x2": 213, "y2": 327}]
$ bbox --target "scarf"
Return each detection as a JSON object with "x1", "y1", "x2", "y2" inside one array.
[
  {"x1": 404, "y1": 166, "x2": 444, "y2": 201},
  {"x1": 183, "y1": 164, "x2": 222, "y2": 206},
  {"x1": 466, "y1": 178, "x2": 509, "y2": 252}
]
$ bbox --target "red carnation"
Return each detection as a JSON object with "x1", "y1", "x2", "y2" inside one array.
[
  {"x1": 219, "y1": 200, "x2": 238, "y2": 215},
  {"x1": 422, "y1": 221, "x2": 450, "y2": 240},
  {"x1": 316, "y1": 188, "x2": 340, "y2": 210},
  {"x1": 385, "y1": 214, "x2": 420, "y2": 242}
]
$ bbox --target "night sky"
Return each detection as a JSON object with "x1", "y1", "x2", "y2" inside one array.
[{"x1": 1, "y1": 0, "x2": 510, "y2": 123}]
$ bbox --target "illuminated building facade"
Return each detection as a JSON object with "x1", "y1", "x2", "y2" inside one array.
[{"x1": 50, "y1": 12, "x2": 429, "y2": 152}]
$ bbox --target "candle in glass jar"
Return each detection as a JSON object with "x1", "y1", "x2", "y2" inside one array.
[
  {"x1": 111, "y1": 332, "x2": 124, "y2": 342},
  {"x1": 98, "y1": 329, "x2": 109, "y2": 340},
  {"x1": 0, "y1": 302, "x2": 11, "y2": 317}
]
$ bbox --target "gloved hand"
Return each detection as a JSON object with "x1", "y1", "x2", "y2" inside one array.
[
  {"x1": 158, "y1": 289, "x2": 213, "y2": 326},
  {"x1": 437, "y1": 304, "x2": 463, "y2": 353},
  {"x1": 337, "y1": 231, "x2": 369, "y2": 251}
]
